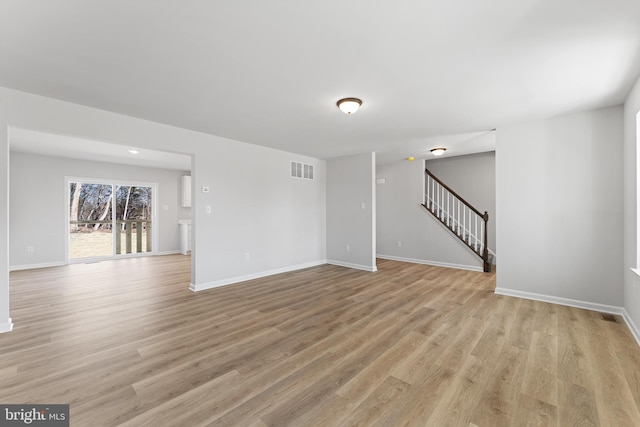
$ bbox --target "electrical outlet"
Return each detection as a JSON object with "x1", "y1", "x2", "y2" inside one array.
[
  {"x1": 27, "y1": 246, "x2": 34, "y2": 253},
  {"x1": 361, "y1": 202, "x2": 366, "y2": 210},
  {"x1": 245, "y1": 252, "x2": 251, "y2": 261},
  {"x1": 205, "y1": 205, "x2": 212, "y2": 214},
  {"x1": 396, "y1": 240, "x2": 402, "y2": 248},
  {"x1": 345, "y1": 245, "x2": 350, "y2": 253}
]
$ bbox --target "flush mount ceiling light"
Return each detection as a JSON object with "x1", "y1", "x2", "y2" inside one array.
[
  {"x1": 430, "y1": 148, "x2": 446, "y2": 156},
  {"x1": 336, "y1": 97, "x2": 362, "y2": 114},
  {"x1": 128, "y1": 149, "x2": 139, "y2": 154}
]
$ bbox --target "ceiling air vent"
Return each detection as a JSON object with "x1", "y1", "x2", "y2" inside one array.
[{"x1": 291, "y1": 161, "x2": 314, "y2": 180}]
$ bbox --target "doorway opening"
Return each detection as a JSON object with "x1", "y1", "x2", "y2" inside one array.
[{"x1": 67, "y1": 178, "x2": 157, "y2": 262}]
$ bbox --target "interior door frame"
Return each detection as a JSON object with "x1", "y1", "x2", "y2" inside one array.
[{"x1": 64, "y1": 176, "x2": 159, "y2": 264}]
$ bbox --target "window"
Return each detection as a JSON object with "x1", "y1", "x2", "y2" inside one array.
[{"x1": 67, "y1": 177, "x2": 157, "y2": 261}]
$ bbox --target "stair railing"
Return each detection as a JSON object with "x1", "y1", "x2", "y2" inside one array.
[{"x1": 423, "y1": 168, "x2": 490, "y2": 272}]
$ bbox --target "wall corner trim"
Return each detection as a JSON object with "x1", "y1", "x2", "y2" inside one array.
[
  {"x1": 189, "y1": 260, "x2": 327, "y2": 292},
  {"x1": 376, "y1": 254, "x2": 483, "y2": 272},
  {"x1": 326, "y1": 260, "x2": 377, "y2": 272},
  {"x1": 0, "y1": 318, "x2": 13, "y2": 333}
]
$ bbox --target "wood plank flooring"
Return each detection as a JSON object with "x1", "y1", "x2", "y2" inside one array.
[{"x1": 1, "y1": 255, "x2": 640, "y2": 426}]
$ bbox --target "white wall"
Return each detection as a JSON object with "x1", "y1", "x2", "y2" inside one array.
[
  {"x1": 326, "y1": 152, "x2": 376, "y2": 271},
  {"x1": 0, "y1": 123, "x2": 9, "y2": 331},
  {"x1": 9, "y1": 151, "x2": 190, "y2": 268},
  {"x1": 425, "y1": 151, "x2": 496, "y2": 253},
  {"x1": 624, "y1": 74, "x2": 640, "y2": 341},
  {"x1": 496, "y1": 106, "x2": 624, "y2": 308},
  {"x1": 377, "y1": 159, "x2": 482, "y2": 271},
  {"x1": 198, "y1": 145, "x2": 326, "y2": 288},
  {"x1": 0, "y1": 88, "x2": 327, "y2": 324}
]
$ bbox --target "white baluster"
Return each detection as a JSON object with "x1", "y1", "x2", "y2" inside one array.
[
  {"x1": 475, "y1": 216, "x2": 478, "y2": 250},
  {"x1": 457, "y1": 200, "x2": 460, "y2": 235},
  {"x1": 443, "y1": 188, "x2": 446, "y2": 220},
  {"x1": 463, "y1": 206, "x2": 466, "y2": 241},
  {"x1": 431, "y1": 178, "x2": 434, "y2": 208},
  {"x1": 433, "y1": 180, "x2": 436, "y2": 212},
  {"x1": 426, "y1": 176, "x2": 430, "y2": 206},
  {"x1": 430, "y1": 177, "x2": 433, "y2": 207},
  {"x1": 424, "y1": 175, "x2": 427, "y2": 205},
  {"x1": 451, "y1": 197, "x2": 455, "y2": 229},
  {"x1": 434, "y1": 181, "x2": 437, "y2": 212}
]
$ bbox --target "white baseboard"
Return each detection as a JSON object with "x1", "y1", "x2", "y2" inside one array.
[
  {"x1": 190, "y1": 260, "x2": 327, "y2": 292},
  {"x1": 623, "y1": 309, "x2": 640, "y2": 347},
  {"x1": 9, "y1": 261, "x2": 66, "y2": 272},
  {"x1": 326, "y1": 260, "x2": 378, "y2": 272},
  {"x1": 494, "y1": 287, "x2": 625, "y2": 315},
  {"x1": 376, "y1": 254, "x2": 483, "y2": 272},
  {"x1": 156, "y1": 250, "x2": 183, "y2": 256},
  {"x1": 0, "y1": 318, "x2": 13, "y2": 333},
  {"x1": 495, "y1": 287, "x2": 640, "y2": 347},
  {"x1": 10, "y1": 252, "x2": 183, "y2": 271}
]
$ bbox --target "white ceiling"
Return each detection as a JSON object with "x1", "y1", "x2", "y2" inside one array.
[
  {"x1": 1, "y1": 0, "x2": 639, "y2": 163},
  {"x1": 10, "y1": 128, "x2": 192, "y2": 171}
]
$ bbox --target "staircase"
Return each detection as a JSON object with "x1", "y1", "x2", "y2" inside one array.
[{"x1": 422, "y1": 168, "x2": 493, "y2": 272}]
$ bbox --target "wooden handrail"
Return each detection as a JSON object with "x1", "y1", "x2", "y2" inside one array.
[
  {"x1": 425, "y1": 168, "x2": 484, "y2": 218},
  {"x1": 424, "y1": 168, "x2": 491, "y2": 272}
]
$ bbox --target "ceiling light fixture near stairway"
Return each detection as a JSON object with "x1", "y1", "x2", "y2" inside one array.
[
  {"x1": 430, "y1": 148, "x2": 446, "y2": 156},
  {"x1": 337, "y1": 98, "x2": 362, "y2": 114}
]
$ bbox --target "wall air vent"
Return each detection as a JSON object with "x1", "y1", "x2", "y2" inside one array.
[
  {"x1": 291, "y1": 161, "x2": 314, "y2": 180},
  {"x1": 304, "y1": 164, "x2": 314, "y2": 180}
]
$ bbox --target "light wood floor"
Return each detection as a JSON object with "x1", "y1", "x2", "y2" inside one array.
[{"x1": 2, "y1": 256, "x2": 640, "y2": 426}]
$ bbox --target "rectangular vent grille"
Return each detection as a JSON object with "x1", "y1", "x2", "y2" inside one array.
[{"x1": 291, "y1": 161, "x2": 314, "y2": 180}]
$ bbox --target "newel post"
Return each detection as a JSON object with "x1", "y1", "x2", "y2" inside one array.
[{"x1": 482, "y1": 211, "x2": 490, "y2": 272}]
